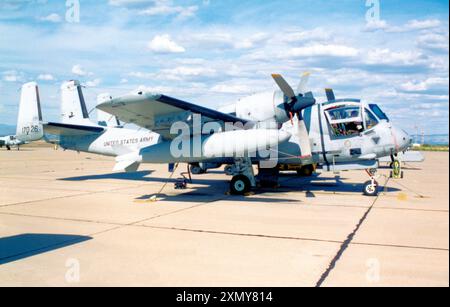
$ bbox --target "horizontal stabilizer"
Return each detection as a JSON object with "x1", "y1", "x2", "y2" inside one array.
[
  {"x1": 114, "y1": 152, "x2": 142, "y2": 173},
  {"x1": 44, "y1": 122, "x2": 104, "y2": 136}
]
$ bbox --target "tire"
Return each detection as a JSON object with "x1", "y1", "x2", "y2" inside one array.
[
  {"x1": 230, "y1": 175, "x2": 251, "y2": 195},
  {"x1": 190, "y1": 164, "x2": 205, "y2": 175},
  {"x1": 297, "y1": 165, "x2": 314, "y2": 177},
  {"x1": 363, "y1": 180, "x2": 379, "y2": 197}
]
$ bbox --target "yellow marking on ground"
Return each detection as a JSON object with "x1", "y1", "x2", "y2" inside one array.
[{"x1": 397, "y1": 193, "x2": 408, "y2": 201}]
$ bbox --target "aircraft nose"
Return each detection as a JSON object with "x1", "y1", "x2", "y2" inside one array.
[{"x1": 393, "y1": 126, "x2": 412, "y2": 152}]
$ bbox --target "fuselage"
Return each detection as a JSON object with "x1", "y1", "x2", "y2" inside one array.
[
  {"x1": 51, "y1": 127, "x2": 161, "y2": 157},
  {"x1": 47, "y1": 91, "x2": 411, "y2": 169}
]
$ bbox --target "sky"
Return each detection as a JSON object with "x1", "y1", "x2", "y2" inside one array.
[{"x1": 0, "y1": 0, "x2": 448, "y2": 134}]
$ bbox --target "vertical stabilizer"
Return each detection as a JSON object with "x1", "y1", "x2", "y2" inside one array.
[
  {"x1": 61, "y1": 80, "x2": 92, "y2": 125},
  {"x1": 97, "y1": 93, "x2": 121, "y2": 127},
  {"x1": 16, "y1": 82, "x2": 44, "y2": 142}
]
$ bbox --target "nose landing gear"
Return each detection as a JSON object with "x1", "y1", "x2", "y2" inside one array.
[{"x1": 363, "y1": 168, "x2": 379, "y2": 197}]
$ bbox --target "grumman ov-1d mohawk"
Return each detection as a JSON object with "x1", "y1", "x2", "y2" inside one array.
[{"x1": 16, "y1": 74, "x2": 412, "y2": 196}]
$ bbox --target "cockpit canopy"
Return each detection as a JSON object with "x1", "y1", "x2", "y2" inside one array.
[{"x1": 323, "y1": 101, "x2": 389, "y2": 138}]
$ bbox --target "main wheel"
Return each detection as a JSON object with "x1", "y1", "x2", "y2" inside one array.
[
  {"x1": 190, "y1": 164, "x2": 205, "y2": 175},
  {"x1": 363, "y1": 180, "x2": 379, "y2": 197},
  {"x1": 6, "y1": 145, "x2": 11, "y2": 151},
  {"x1": 230, "y1": 175, "x2": 251, "y2": 195},
  {"x1": 297, "y1": 165, "x2": 314, "y2": 177}
]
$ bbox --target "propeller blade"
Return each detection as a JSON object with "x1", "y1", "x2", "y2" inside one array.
[
  {"x1": 291, "y1": 117, "x2": 312, "y2": 159},
  {"x1": 325, "y1": 88, "x2": 336, "y2": 102},
  {"x1": 297, "y1": 72, "x2": 311, "y2": 95},
  {"x1": 272, "y1": 74, "x2": 296, "y2": 100},
  {"x1": 297, "y1": 118, "x2": 313, "y2": 159}
]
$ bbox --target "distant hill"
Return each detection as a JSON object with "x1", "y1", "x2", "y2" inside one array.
[{"x1": 0, "y1": 124, "x2": 16, "y2": 137}]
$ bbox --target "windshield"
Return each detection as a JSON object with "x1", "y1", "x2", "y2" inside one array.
[
  {"x1": 326, "y1": 106, "x2": 364, "y2": 137},
  {"x1": 369, "y1": 104, "x2": 389, "y2": 121},
  {"x1": 327, "y1": 106, "x2": 360, "y2": 121},
  {"x1": 365, "y1": 109, "x2": 379, "y2": 130}
]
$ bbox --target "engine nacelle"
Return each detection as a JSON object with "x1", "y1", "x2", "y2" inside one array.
[{"x1": 235, "y1": 91, "x2": 290, "y2": 125}]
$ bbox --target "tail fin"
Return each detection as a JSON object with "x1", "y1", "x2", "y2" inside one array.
[
  {"x1": 61, "y1": 80, "x2": 92, "y2": 125},
  {"x1": 16, "y1": 82, "x2": 44, "y2": 142},
  {"x1": 97, "y1": 93, "x2": 121, "y2": 127}
]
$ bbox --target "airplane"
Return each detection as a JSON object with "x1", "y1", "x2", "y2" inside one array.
[
  {"x1": 15, "y1": 74, "x2": 412, "y2": 197},
  {"x1": 0, "y1": 135, "x2": 26, "y2": 150}
]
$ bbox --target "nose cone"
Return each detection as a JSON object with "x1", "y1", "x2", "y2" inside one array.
[{"x1": 393, "y1": 126, "x2": 412, "y2": 152}]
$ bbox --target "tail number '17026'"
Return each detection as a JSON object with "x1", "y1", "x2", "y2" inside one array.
[{"x1": 22, "y1": 125, "x2": 41, "y2": 135}]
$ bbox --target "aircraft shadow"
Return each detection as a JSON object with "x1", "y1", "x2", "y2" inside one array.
[
  {"x1": 59, "y1": 171, "x2": 401, "y2": 203},
  {"x1": 60, "y1": 171, "x2": 155, "y2": 182},
  {"x1": 0, "y1": 233, "x2": 92, "y2": 266},
  {"x1": 280, "y1": 174, "x2": 401, "y2": 194}
]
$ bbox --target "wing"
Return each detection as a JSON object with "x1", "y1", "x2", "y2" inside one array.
[{"x1": 97, "y1": 93, "x2": 252, "y2": 139}]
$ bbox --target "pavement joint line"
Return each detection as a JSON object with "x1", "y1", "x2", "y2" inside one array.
[
  {"x1": 0, "y1": 182, "x2": 163, "y2": 209},
  {"x1": 314, "y1": 177, "x2": 390, "y2": 287},
  {"x1": 0, "y1": 200, "x2": 222, "y2": 265},
  {"x1": 1, "y1": 209, "x2": 447, "y2": 253},
  {"x1": 136, "y1": 225, "x2": 449, "y2": 252}
]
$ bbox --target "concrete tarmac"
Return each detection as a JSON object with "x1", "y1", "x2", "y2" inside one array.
[{"x1": 0, "y1": 145, "x2": 448, "y2": 286}]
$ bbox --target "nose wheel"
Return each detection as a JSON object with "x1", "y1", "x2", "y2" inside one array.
[{"x1": 363, "y1": 169, "x2": 379, "y2": 197}]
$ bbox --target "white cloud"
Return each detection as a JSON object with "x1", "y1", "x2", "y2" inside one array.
[
  {"x1": 85, "y1": 78, "x2": 102, "y2": 87},
  {"x1": 108, "y1": 0, "x2": 153, "y2": 6},
  {"x1": 211, "y1": 84, "x2": 252, "y2": 94},
  {"x1": 2, "y1": 70, "x2": 22, "y2": 82},
  {"x1": 417, "y1": 32, "x2": 449, "y2": 52},
  {"x1": 147, "y1": 34, "x2": 185, "y2": 53},
  {"x1": 160, "y1": 66, "x2": 215, "y2": 77},
  {"x1": 40, "y1": 13, "x2": 62, "y2": 23},
  {"x1": 37, "y1": 74, "x2": 55, "y2": 81},
  {"x1": 364, "y1": 20, "x2": 390, "y2": 32},
  {"x1": 283, "y1": 28, "x2": 331, "y2": 43},
  {"x1": 364, "y1": 49, "x2": 428, "y2": 67},
  {"x1": 139, "y1": 4, "x2": 198, "y2": 19},
  {"x1": 406, "y1": 19, "x2": 441, "y2": 30},
  {"x1": 283, "y1": 44, "x2": 359, "y2": 58},
  {"x1": 71, "y1": 64, "x2": 93, "y2": 76},
  {"x1": 399, "y1": 77, "x2": 449, "y2": 92},
  {"x1": 233, "y1": 33, "x2": 269, "y2": 49},
  {"x1": 364, "y1": 18, "x2": 442, "y2": 33},
  {"x1": 109, "y1": 0, "x2": 198, "y2": 20}
]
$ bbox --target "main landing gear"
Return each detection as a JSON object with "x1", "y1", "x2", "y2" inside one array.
[
  {"x1": 363, "y1": 168, "x2": 379, "y2": 197},
  {"x1": 227, "y1": 158, "x2": 256, "y2": 195}
]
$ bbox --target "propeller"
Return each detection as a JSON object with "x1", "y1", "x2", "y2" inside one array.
[
  {"x1": 272, "y1": 73, "x2": 316, "y2": 120},
  {"x1": 271, "y1": 73, "x2": 316, "y2": 160}
]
